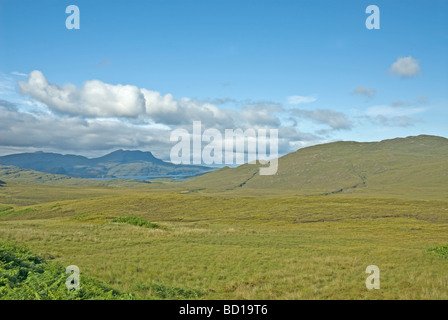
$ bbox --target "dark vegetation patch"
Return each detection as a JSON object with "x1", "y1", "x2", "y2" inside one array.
[
  {"x1": 0, "y1": 242, "x2": 134, "y2": 300},
  {"x1": 112, "y1": 215, "x2": 160, "y2": 229}
]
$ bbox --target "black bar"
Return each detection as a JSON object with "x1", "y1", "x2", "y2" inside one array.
[{"x1": 0, "y1": 300, "x2": 442, "y2": 319}]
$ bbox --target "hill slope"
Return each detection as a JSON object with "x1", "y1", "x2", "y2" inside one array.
[
  {"x1": 0, "y1": 150, "x2": 211, "y2": 178},
  {"x1": 181, "y1": 135, "x2": 448, "y2": 199},
  {"x1": 0, "y1": 164, "x2": 154, "y2": 187}
]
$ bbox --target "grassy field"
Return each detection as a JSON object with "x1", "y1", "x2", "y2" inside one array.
[{"x1": 0, "y1": 182, "x2": 447, "y2": 299}]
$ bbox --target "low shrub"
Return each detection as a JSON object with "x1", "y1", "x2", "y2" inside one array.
[
  {"x1": 112, "y1": 216, "x2": 160, "y2": 229},
  {"x1": 0, "y1": 242, "x2": 134, "y2": 300}
]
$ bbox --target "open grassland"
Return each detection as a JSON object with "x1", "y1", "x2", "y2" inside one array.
[{"x1": 0, "y1": 183, "x2": 447, "y2": 299}]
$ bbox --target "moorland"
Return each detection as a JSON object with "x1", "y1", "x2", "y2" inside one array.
[{"x1": 0, "y1": 135, "x2": 447, "y2": 299}]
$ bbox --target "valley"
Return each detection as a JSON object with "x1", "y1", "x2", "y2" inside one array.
[{"x1": 0, "y1": 135, "x2": 447, "y2": 299}]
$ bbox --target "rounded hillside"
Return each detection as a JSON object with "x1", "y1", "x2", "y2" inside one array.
[{"x1": 183, "y1": 134, "x2": 448, "y2": 199}]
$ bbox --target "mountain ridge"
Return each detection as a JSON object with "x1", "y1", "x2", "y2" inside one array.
[
  {"x1": 0, "y1": 135, "x2": 446, "y2": 199},
  {"x1": 0, "y1": 149, "x2": 211, "y2": 178}
]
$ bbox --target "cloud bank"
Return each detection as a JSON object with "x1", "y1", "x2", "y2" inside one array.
[
  {"x1": 6, "y1": 71, "x2": 333, "y2": 158},
  {"x1": 4, "y1": 70, "x2": 427, "y2": 160}
]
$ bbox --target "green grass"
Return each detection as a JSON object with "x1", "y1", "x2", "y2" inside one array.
[
  {"x1": 0, "y1": 241, "x2": 205, "y2": 300},
  {"x1": 0, "y1": 207, "x2": 14, "y2": 219},
  {"x1": 112, "y1": 216, "x2": 160, "y2": 229},
  {"x1": 0, "y1": 182, "x2": 447, "y2": 300},
  {"x1": 428, "y1": 245, "x2": 448, "y2": 259},
  {"x1": 0, "y1": 207, "x2": 35, "y2": 219},
  {"x1": 0, "y1": 136, "x2": 446, "y2": 299}
]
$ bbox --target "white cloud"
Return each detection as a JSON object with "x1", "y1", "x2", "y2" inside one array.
[
  {"x1": 18, "y1": 71, "x2": 237, "y2": 128},
  {"x1": 8, "y1": 70, "x2": 358, "y2": 158},
  {"x1": 19, "y1": 71, "x2": 146, "y2": 118},
  {"x1": 0, "y1": 106, "x2": 172, "y2": 159},
  {"x1": 287, "y1": 95, "x2": 317, "y2": 105},
  {"x1": 390, "y1": 56, "x2": 420, "y2": 77},
  {"x1": 291, "y1": 109, "x2": 353, "y2": 131},
  {"x1": 239, "y1": 104, "x2": 282, "y2": 128},
  {"x1": 353, "y1": 86, "x2": 376, "y2": 99},
  {"x1": 0, "y1": 104, "x2": 324, "y2": 160},
  {"x1": 141, "y1": 89, "x2": 235, "y2": 128},
  {"x1": 11, "y1": 71, "x2": 28, "y2": 77}
]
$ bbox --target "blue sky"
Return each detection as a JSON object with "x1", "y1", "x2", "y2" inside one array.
[{"x1": 0, "y1": 0, "x2": 447, "y2": 161}]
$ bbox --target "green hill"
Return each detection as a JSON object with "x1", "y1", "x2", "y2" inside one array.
[
  {"x1": 181, "y1": 135, "x2": 448, "y2": 199},
  {"x1": 0, "y1": 164, "x2": 153, "y2": 187},
  {"x1": 0, "y1": 165, "x2": 83, "y2": 185}
]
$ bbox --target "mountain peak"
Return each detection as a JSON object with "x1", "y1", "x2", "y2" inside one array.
[{"x1": 95, "y1": 149, "x2": 157, "y2": 163}]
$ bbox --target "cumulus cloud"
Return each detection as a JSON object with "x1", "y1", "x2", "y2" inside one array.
[
  {"x1": 239, "y1": 104, "x2": 283, "y2": 128},
  {"x1": 291, "y1": 109, "x2": 353, "y2": 131},
  {"x1": 353, "y1": 86, "x2": 376, "y2": 99},
  {"x1": 142, "y1": 90, "x2": 236, "y2": 128},
  {"x1": 0, "y1": 105, "x2": 324, "y2": 160},
  {"x1": 7, "y1": 70, "x2": 360, "y2": 160},
  {"x1": 390, "y1": 56, "x2": 420, "y2": 77},
  {"x1": 17, "y1": 70, "x2": 294, "y2": 132},
  {"x1": 0, "y1": 107, "x2": 172, "y2": 159},
  {"x1": 19, "y1": 71, "x2": 146, "y2": 118},
  {"x1": 287, "y1": 95, "x2": 317, "y2": 105},
  {"x1": 18, "y1": 71, "x2": 238, "y2": 128}
]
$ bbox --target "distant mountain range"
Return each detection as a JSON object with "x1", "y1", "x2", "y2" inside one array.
[
  {"x1": 0, "y1": 135, "x2": 446, "y2": 200},
  {"x1": 0, "y1": 149, "x2": 212, "y2": 178}
]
